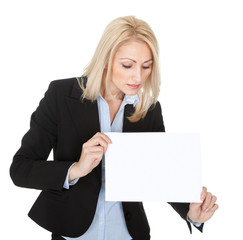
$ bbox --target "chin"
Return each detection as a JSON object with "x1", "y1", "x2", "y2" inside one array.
[{"x1": 123, "y1": 89, "x2": 139, "y2": 96}]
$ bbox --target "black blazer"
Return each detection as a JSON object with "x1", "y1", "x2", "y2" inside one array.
[{"x1": 10, "y1": 77, "x2": 202, "y2": 239}]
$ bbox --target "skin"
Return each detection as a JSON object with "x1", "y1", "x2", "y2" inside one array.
[
  {"x1": 102, "y1": 39, "x2": 153, "y2": 124},
  {"x1": 103, "y1": 39, "x2": 153, "y2": 100},
  {"x1": 69, "y1": 39, "x2": 218, "y2": 224},
  {"x1": 188, "y1": 187, "x2": 218, "y2": 223}
]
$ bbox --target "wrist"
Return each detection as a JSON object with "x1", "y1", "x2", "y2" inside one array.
[
  {"x1": 187, "y1": 210, "x2": 198, "y2": 223},
  {"x1": 187, "y1": 215, "x2": 202, "y2": 227},
  {"x1": 69, "y1": 162, "x2": 85, "y2": 181}
]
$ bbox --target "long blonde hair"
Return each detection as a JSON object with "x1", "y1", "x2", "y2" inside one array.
[{"x1": 77, "y1": 16, "x2": 161, "y2": 122}]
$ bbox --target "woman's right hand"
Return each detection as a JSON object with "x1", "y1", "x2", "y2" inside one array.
[{"x1": 69, "y1": 132, "x2": 112, "y2": 181}]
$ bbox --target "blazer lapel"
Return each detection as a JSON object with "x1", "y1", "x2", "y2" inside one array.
[
  {"x1": 123, "y1": 104, "x2": 135, "y2": 132},
  {"x1": 65, "y1": 79, "x2": 101, "y2": 181},
  {"x1": 65, "y1": 79, "x2": 100, "y2": 141}
]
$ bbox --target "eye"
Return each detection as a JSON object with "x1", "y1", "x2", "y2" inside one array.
[
  {"x1": 122, "y1": 64, "x2": 132, "y2": 69},
  {"x1": 143, "y1": 66, "x2": 151, "y2": 70}
]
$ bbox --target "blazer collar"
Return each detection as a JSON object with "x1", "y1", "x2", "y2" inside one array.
[{"x1": 69, "y1": 77, "x2": 87, "y2": 100}]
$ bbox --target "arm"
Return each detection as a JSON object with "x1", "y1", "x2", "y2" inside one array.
[
  {"x1": 168, "y1": 202, "x2": 204, "y2": 233},
  {"x1": 63, "y1": 163, "x2": 79, "y2": 189},
  {"x1": 10, "y1": 81, "x2": 75, "y2": 191}
]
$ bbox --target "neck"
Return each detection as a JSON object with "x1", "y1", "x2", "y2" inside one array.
[{"x1": 101, "y1": 88, "x2": 124, "y2": 102}]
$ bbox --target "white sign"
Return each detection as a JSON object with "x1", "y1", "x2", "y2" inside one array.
[{"x1": 105, "y1": 132, "x2": 202, "y2": 202}]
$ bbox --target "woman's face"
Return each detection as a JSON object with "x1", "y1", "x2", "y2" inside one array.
[{"x1": 110, "y1": 39, "x2": 153, "y2": 98}]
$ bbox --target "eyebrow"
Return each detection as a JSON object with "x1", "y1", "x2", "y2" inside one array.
[{"x1": 120, "y1": 58, "x2": 153, "y2": 63}]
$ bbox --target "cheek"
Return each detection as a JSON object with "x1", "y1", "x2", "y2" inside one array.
[
  {"x1": 113, "y1": 68, "x2": 129, "y2": 81},
  {"x1": 111, "y1": 68, "x2": 126, "y2": 89},
  {"x1": 143, "y1": 70, "x2": 152, "y2": 82}
]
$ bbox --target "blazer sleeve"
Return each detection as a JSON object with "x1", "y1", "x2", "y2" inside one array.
[
  {"x1": 152, "y1": 101, "x2": 204, "y2": 233},
  {"x1": 10, "y1": 81, "x2": 75, "y2": 191}
]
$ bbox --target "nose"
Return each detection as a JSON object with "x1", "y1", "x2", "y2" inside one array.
[{"x1": 132, "y1": 66, "x2": 142, "y2": 83}]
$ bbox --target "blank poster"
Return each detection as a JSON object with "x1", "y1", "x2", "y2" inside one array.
[{"x1": 105, "y1": 132, "x2": 202, "y2": 202}]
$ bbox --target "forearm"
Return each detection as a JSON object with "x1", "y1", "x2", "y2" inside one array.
[
  {"x1": 10, "y1": 153, "x2": 75, "y2": 191},
  {"x1": 168, "y1": 202, "x2": 204, "y2": 233}
]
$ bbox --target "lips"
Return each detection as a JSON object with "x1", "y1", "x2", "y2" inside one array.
[{"x1": 127, "y1": 84, "x2": 140, "y2": 89}]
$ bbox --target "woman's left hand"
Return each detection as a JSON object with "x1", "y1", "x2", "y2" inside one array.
[{"x1": 187, "y1": 186, "x2": 219, "y2": 223}]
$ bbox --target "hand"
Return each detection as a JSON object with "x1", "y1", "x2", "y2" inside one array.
[
  {"x1": 69, "y1": 132, "x2": 112, "y2": 180},
  {"x1": 187, "y1": 186, "x2": 219, "y2": 223}
]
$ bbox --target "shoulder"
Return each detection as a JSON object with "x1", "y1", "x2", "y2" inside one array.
[
  {"x1": 48, "y1": 77, "x2": 78, "y2": 92},
  {"x1": 46, "y1": 77, "x2": 85, "y2": 99},
  {"x1": 145, "y1": 101, "x2": 165, "y2": 132},
  {"x1": 148, "y1": 101, "x2": 162, "y2": 114},
  {"x1": 144, "y1": 101, "x2": 163, "y2": 122}
]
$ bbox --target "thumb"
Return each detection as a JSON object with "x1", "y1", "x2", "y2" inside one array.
[{"x1": 190, "y1": 201, "x2": 202, "y2": 211}]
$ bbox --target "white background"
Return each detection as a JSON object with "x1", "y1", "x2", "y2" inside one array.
[{"x1": 1, "y1": 0, "x2": 242, "y2": 239}]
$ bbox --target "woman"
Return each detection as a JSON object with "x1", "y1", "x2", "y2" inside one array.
[{"x1": 10, "y1": 16, "x2": 218, "y2": 240}]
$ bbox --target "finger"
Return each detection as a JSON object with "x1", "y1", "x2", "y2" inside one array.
[
  {"x1": 94, "y1": 132, "x2": 112, "y2": 144},
  {"x1": 202, "y1": 192, "x2": 212, "y2": 211},
  {"x1": 201, "y1": 186, "x2": 207, "y2": 201},
  {"x1": 87, "y1": 136, "x2": 110, "y2": 151},
  {"x1": 205, "y1": 195, "x2": 217, "y2": 212},
  {"x1": 209, "y1": 204, "x2": 219, "y2": 213},
  {"x1": 82, "y1": 144, "x2": 104, "y2": 156},
  {"x1": 89, "y1": 152, "x2": 104, "y2": 162},
  {"x1": 87, "y1": 146, "x2": 104, "y2": 153},
  {"x1": 92, "y1": 133, "x2": 111, "y2": 145}
]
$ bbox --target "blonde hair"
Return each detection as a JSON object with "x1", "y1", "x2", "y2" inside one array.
[{"x1": 77, "y1": 16, "x2": 161, "y2": 122}]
